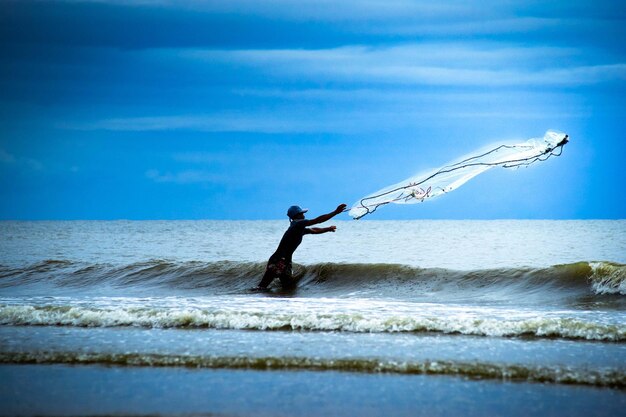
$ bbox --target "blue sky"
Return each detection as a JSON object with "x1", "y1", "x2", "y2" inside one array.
[{"x1": 1, "y1": 0, "x2": 624, "y2": 220}]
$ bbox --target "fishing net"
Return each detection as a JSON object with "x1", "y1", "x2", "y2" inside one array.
[{"x1": 349, "y1": 130, "x2": 569, "y2": 219}]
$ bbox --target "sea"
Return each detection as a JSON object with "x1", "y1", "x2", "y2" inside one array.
[{"x1": 0, "y1": 220, "x2": 625, "y2": 416}]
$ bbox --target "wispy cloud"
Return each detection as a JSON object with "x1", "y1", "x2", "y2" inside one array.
[
  {"x1": 0, "y1": 148, "x2": 44, "y2": 171},
  {"x1": 58, "y1": 0, "x2": 625, "y2": 24},
  {"x1": 61, "y1": 104, "x2": 587, "y2": 133},
  {"x1": 391, "y1": 17, "x2": 561, "y2": 36},
  {"x1": 0, "y1": 149, "x2": 17, "y2": 164},
  {"x1": 61, "y1": 113, "x2": 354, "y2": 133},
  {"x1": 60, "y1": 0, "x2": 471, "y2": 22},
  {"x1": 172, "y1": 152, "x2": 226, "y2": 164},
  {"x1": 187, "y1": 45, "x2": 625, "y2": 87},
  {"x1": 145, "y1": 168, "x2": 222, "y2": 184}
]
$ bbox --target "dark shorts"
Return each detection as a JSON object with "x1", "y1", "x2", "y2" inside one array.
[
  {"x1": 260, "y1": 256, "x2": 295, "y2": 289},
  {"x1": 267, "y1": 257, "x2": 291, "y2": 276}
]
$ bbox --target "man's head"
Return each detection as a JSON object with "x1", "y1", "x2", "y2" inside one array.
[{"x1": 287, "y1": 205, "x2": 308, "y2": 220}]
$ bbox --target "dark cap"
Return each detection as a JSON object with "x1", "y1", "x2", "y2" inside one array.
[{"x1": 287, "y1": 205, "x2": 308, "y2": 219}]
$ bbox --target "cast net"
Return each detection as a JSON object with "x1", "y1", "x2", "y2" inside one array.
[{"x1": 349, "y1": 130, "x2": 569, "y2": 219}]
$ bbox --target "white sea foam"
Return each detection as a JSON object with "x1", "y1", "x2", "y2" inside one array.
[
  {"x1": 590, "y1": 262, "x2": 626, "y2": 295},
  {"x1": 1, "y1": 303, "x2": 623, "y2": 341}
]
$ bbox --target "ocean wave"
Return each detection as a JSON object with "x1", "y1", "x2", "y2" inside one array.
[
  {"x1": 1, "y1": 351, "x2": 622, "y2": 388},
  {"x1": 1, "y1": 304, "x2": 623, "y2": 341},
  {"x1": 589, "y1": 262, "x2": 626, "y2": 295},
  {"x1": 1, "y1": 259, "x2": 624, "y2": 300}
]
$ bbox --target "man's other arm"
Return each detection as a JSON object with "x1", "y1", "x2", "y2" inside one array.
[{"x1": 308, "y1": 226, "x2": 337, "y2": 234}]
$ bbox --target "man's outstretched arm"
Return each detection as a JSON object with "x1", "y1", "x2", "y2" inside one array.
[
  {"x1": 309, "y1": 226, "x2": 337, "y2": 234},
  {"x1": 308, "y1": 204, "x2": 347, "y2": 226}
]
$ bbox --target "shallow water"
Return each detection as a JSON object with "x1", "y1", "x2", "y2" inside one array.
[{"x1": 3, "y1": 365, "x2": 624, "y2": 417}]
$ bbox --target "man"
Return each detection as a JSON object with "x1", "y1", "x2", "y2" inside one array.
[{"x1": 254, "y1": 203, "x2": 347, "y2": 291}]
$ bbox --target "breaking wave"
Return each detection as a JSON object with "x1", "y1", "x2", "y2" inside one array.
[
  {"x1": 1, "y1": 303, "x2": 623, "y2": 341},
  {"x1": 1, "y1": 259, "x2": 624, "y2": 301},
  {"x1": 0, "y1": 351, "x2": 623, "y2": 388}
]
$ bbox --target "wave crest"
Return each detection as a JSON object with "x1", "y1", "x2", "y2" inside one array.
[
  {"x1": 1, "y1": 351, "x2": 622, "y2": 388},
  {"x1": 590, "y1": 262, "x2": 626, "y2": 294},
  {"x1": 1, "y1": 259, "x2": 624, "y2": 299}
]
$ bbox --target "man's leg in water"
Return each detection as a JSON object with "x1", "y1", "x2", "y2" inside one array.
[
  {"x1": 278, "y1": 262, "x2": 296, "y2": 290},
  {"x1": 258, "y1": 267, "x2": 276, "y2": 288},
  {"x1": 278, "y1": 273, "x2": 297, "y2": 290},
  {"x1": 258, "y1": 258, "x2": 291, "y2": 289}
]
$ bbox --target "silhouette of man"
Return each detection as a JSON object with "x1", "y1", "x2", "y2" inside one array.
[{"x1": 254, "y1": 203, "x2": 346, "y2": 290}]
